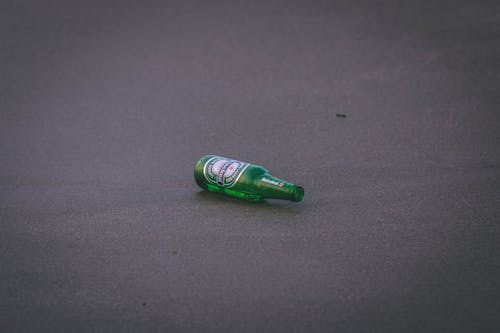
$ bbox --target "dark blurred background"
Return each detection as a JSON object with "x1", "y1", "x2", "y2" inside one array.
[{"x1": 1, "y1": 1, "x2": 499, "y2": 332}]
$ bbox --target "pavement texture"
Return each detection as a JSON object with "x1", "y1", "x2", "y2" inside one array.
[{"x1": 1, "y1": 1, "x2": 500, "y2": 332}]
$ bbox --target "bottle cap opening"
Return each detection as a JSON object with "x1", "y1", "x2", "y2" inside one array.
[{"x1": 293, "y1": 186, "x2": 304, "y2": 202}]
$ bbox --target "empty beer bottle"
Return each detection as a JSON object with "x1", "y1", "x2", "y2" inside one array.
[{"x1": 194, "y1": 155, "x2": 304, "y2": 202}]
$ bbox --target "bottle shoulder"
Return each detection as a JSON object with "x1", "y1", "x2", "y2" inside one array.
[{"x1": 242, "y1": 165, "x2": 268, "y2": 178}]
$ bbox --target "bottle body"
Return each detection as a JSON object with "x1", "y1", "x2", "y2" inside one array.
[{"x1": 194, "y1": 155, "x2": 304, "y2": 202}]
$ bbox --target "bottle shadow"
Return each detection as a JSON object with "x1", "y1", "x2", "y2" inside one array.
[{"x1": 193, "y1": 190, "x2": 304, "y2": 215}]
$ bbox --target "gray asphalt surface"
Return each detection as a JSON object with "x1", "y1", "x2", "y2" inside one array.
[{"x1": 1, "y1": 1, "x2": 500, "y2": 332}]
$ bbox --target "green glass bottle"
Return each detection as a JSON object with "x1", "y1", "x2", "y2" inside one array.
[{"x1": 194, "y1": 155, "x2": 304, "y2": 202}]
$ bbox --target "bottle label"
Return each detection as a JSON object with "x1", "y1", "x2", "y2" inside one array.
[{"x1": 203, "y1": 156, "x2": 249, "y2": 188}]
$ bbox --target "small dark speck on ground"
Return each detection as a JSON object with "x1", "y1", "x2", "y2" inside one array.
[
  {"x1": 142, "y1": 302, "x2": 147, "y2": 307},
  {"x1": 336, "y1": 113, "x2": 347, "y2": 118},
  {"x1": 172, "y1": 250, "x2": 178, "y2": 255}
]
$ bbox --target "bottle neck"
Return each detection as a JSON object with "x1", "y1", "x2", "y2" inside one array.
[{"x1": 257, "y1": 174, "x2": 304, "y2": 202}]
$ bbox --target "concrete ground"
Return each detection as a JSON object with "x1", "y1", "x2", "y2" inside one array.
[{"x1": 1, "y1": 1, "x2": 499, "y2": 332}]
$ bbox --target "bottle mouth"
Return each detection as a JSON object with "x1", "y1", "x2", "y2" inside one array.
[{"x1": 292, "y1": 186, "x2": 304, "y2": 202}]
